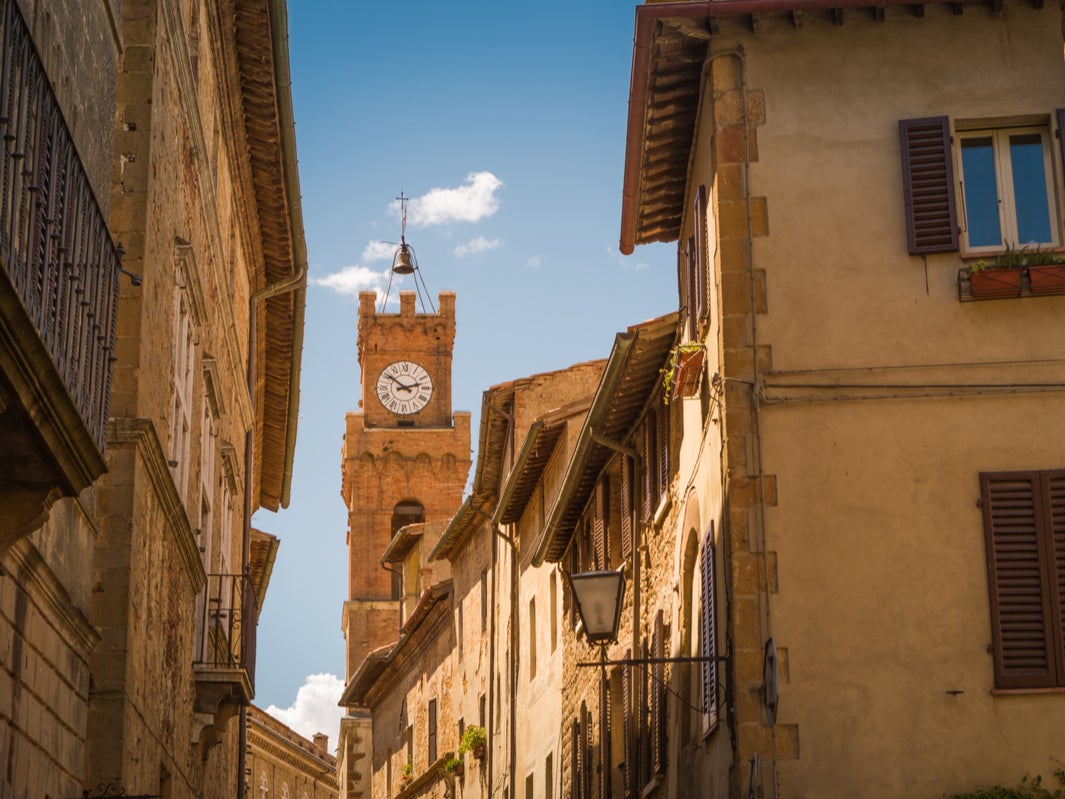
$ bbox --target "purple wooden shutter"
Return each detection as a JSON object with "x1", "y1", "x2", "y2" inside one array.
[
  {"x1": 1057, "y1": 110, "x2": 1065, "y2": 180},
  {"x1": 899, "y1": 117, "x2": 959, "y2": 254},
  {"x1": 700, "y1": 522, "x2": 718, "y2": 735},
  {"x1": 980, "y1": 472, "x2": 1059, "y2": 688},
  {"x1": 685, "y1": 236, "x2": 697, "y2": 341},
  {"x1": 1043, "y1": 471, "x2": 1065, "y2": 685}
]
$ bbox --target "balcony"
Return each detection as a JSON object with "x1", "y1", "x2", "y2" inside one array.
[
  {"x1": 0, "y1": 0, "x2": 121, "y2": 543},
  {"x1": 193, "y1": 573, "x2": 257, "y2": 752}
]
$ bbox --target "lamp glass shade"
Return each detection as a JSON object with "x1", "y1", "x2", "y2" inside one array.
[{"x1": 568, "y1": 570, "x2": 625, "y2": 645}]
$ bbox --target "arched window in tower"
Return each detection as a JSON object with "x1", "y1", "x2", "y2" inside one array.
[{"x1": 390, "y1": 500, "x2": 424, "y2": 600}]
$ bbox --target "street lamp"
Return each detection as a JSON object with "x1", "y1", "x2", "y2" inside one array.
[{"x1": 567, "y1": 569, "x2": 626, "y2": 645}]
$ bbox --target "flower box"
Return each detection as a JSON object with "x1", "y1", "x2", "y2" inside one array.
[
  {"x1": 968, "y1": 267, "x2": 1022, "y2": 299},
  {"x1": 1028, "y1": 263, "x2": 1065, "y2": 294}
]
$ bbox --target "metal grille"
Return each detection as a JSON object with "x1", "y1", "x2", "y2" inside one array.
[
  {"x1": 0, "y1": 0, "x2": 120, "y2": 452},
  {"x1": 194, "y1": 573, "x2": 258, "y2": 689}
]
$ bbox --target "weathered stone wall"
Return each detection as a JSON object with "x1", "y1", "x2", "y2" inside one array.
[{"x1": 247, "y1": 705, "x2": 339, "y2": 799}]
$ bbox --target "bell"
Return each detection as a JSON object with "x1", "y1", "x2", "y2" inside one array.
[{"x1": 393, "y1": 245, "x2": 415, "y2": 275}]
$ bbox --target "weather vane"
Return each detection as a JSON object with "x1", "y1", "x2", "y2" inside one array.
[{"x1": 380, "y1": 191, "x2": 435, "y2": 313}]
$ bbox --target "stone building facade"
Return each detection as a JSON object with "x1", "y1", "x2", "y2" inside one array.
[
  {"x1": 247, "y1": 705, "x2": 339, "y2": 799},
  {"x1": 0, "y1": 0, "x2": 305, "y2": 796}
]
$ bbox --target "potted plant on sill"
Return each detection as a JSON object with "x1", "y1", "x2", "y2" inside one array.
[
  {"x1": 964, "y1": 244, "x2": 1026, "y2": 298},
  {"x1": 444, "y1": 756, "x2": 464, "y2": 777},
  {"x1": 1024, "y1": 248, "x2": 1065, "y2": 294},
  {"x1": 400, "y1": 759, "x2": 413, "y2": 789},
  {"x1": 458, "y1": 725, "x2": 487, "y2": 760}
]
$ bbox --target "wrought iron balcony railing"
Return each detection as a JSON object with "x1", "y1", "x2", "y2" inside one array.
[
  {"x1": 194, "y1": 573, "x2": 258, "y2": 691},
  {"x1": 0, "y1": 0, "x2": 120, "y2": 453}
]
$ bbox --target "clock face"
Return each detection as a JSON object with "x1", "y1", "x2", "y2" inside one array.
[{"x1": 376, "y1": 361, "x2": 434, "y2": 415}]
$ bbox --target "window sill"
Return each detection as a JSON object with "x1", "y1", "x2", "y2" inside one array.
[{"x1": 991, "y1": 686, "x2": 1065, "y2": 697}]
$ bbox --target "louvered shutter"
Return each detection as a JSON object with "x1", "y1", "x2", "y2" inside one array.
[
  {"x1": 981, "y1": 472, "x2": 1060, "y2": 688},
  {"x1": 621, "y1": 654, "x2": 634, "y2": 799},
  {"x1": 581, "y1": 703, "x2": 591, "y2": 799},
  {"x1": 700, "y1": 523, "x2": 718, "y2": 735},
  {"x1": 694, "y1": 185, "x2": 708, "y2": 325},
  {"x1": 621, "y1": 457, "x2": 633, "y2": 561},
  {"x1": 600, "y1": 666, "x2": 612, "y2": 799},
  {"x1": 638, "y1": 640, "x2": 651, "y2": 789},
  {"x1": 642, "y1": 421, "x2": 655, "y2": 522},
  {"x1": 657, "y1": 404, "x2": 669, "y2": 497},
  {"x1": 651, "y1": 612, "x2": 667, "y2": 773},
  {"x1": 594, "y1": 480, "x2": 607, "y2": 570},
  {"x1": 1043, "y1": 471, "x2": 1065, "y2": 685},
  {"x1": 1057, "y1": 110, "x2": 1065, "y2": 177},
  {"x1": 571, "y1": 718, "x2": 582, "y2": 799},
  {"x1": 899, "y1": 117, "x2": 959, "y2": 255},
  {"x1": 685, "y1": 236, "x2": 698, "y2": 341}
]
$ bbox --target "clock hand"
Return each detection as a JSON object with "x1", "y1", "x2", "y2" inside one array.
[{"x1": 387, "y1": 374, "x2": 418, "y2": 393}]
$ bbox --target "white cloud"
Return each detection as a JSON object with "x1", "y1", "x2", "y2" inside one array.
[
  {"x1": 526, "y1": 255, "x2": 541, "y2": 269},
  {"x1": 396, "y1": 172, "x2": 503, "y2": 227},
  {"x1": 265, "y1": 673, "x2": 344, "y2": 754},
  {"x1": 606, "y1": 245, "x2": 649, "y2": 271},
  {"x1": 452, "y1": 236, "x2": 501, "y2": 258},
  {"x1": 312, "y1": 264, "x2": 388, "y2": 297},
  {"x1": 362, "y1": 240, "x2": 398, "y2": 263}
]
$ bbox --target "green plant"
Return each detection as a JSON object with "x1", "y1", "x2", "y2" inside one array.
[
  {"x1": 401, "y1": 760, "x2": 413, "y2": 779},
  {"x1": 946, "y1": 768, "x2": 1065, "y2": 799},
  {"x1": 458, "y1": 724, "x2": 486, "y2": 756},
  {"x1": 660, "y1": 343, "x2": 706, "y2": 405},
  {"x1": 967, "y1": 243, "x2": 1065, "y2": 274},
  {"x1": 444, "y1": 756, "x2": 464, "y2": 773}
]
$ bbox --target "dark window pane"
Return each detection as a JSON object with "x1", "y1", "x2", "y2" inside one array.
[
  {"x1": 961, "y1": 137, "x2": 1002, "y2": 248},
  {"x1": 1009, "y1": 134, "x2": 1053, "y2": 245}
]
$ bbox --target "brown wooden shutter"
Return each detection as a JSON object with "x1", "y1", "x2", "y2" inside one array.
[
  {"x1": 700, "y1": 522, "x2": 718, "y2": 735},
  {"x1": 621, "y1": 654, "x2": 634, "y2": 799},
  {"x1": 621, "y1": 457, "x2": 633, "y2": 561},
  {"x1": 581, "y1": 702, "x2": 591, "y2": 799},
  {"x1": 651, "y1": 612, "x2": 667, "y2": 773},
  {"x1": 571, "y1": 718, "x2": 582, "y2": 799},
  {"x1": 685, "y1": 236, "x2": 698, "y2": 341},
  {"x1": 980, "y1": 472, "x2": 1059, "y2": 688},
  {"x1": 642, "y1": 421, "x2": 655, "y2": 522},
  {"x1": 428, "y1": 698, "x2": 437, "y2": 763},
  {"x1": 657, "y1": 404, "x2": 669, "y2": 497},
  {"x1": 638, "y1": 639, "x2": 650, "y2": 789},
  {"x1": 600, "y1": 667, "x2": 612, "y2": 799},
  {"x1": 594, "y1": 480, "x2": 607, "y2": 569},
  {"x1": 899, "y1": 117, "x2": 959, "y2": 255},
  {"x1": 694, "y1": 185, "x2": 708, "y2": 325}
]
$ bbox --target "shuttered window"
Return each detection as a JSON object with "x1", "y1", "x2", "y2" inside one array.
[
  {"x1": 656, "y1": 403, "x2": 670, "y2": 498},
  {"x1": 642, "y1": 420, "x2": 656, "y2": 522},
  {"x1": 700, "y1": 522, "x2": 718, "y2": 736},
  {"x1": 980, "y1": 470, "x2": 1065, "y2": 689},
  {"x1": 899, "y1": 116, "x2": 959, "y2": 255},
  {"x1": 684, "y1": 236, "x2": 698, "y2": 341},
  {"x1": 571, "y1": 717, "x2": 582, "y2": 799},
  {"x1": 594, "y1": 479, "x2": 607, "y2": 569},
  {"x1": 428, "y1": 698, "x2": 437, "y2": 763}
]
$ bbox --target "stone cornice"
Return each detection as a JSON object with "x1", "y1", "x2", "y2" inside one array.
[{"x1": 108, "y1": 418, "x2": 207, "y2": 592}]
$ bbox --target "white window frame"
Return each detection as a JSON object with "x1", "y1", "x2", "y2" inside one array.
[{"x1": 956, "y1": 124, "x2": 1060, "y2": 254}]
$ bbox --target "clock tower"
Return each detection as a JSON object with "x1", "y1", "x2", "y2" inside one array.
[{"x1": 339, "y1": 287, "x2": 471, "y2": 682}]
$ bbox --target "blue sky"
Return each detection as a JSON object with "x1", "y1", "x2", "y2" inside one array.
[{"x1": 254, "y1": 1, "x2": 678, "y2": 744}]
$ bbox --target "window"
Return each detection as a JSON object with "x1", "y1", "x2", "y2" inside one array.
[
  {"x1": 545, "y1": 752, "x2": 553, "y2": 799},
  {"x1": 550, "y1": 570, "x2": 558, "y2": 653},
  {"x1": 980, "y1": 470, "x2": 1065, "y2": 689},
  {"x1": 958, "y1": 125, "x2": 1058, "y2": 252},
  {"x1": 899, "y1": 113, "x2": 1064, "y2": 256},
  {"x1": 170, "y1": 289, "x2": 195, "y2": 501},
  {"x1": 528, "y1": 597, "x2": 537, "y2": 679},
  {"x1": 481, "y1": 569, "x2": 489, "y2": 632},
  {"x1": 428, "y1": 699, "x2": 437, "y2": 763}
]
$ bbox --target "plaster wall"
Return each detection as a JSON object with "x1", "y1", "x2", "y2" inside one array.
[{"x1": 695, "y1": 4, "x2": 1065, "y2": 796}]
